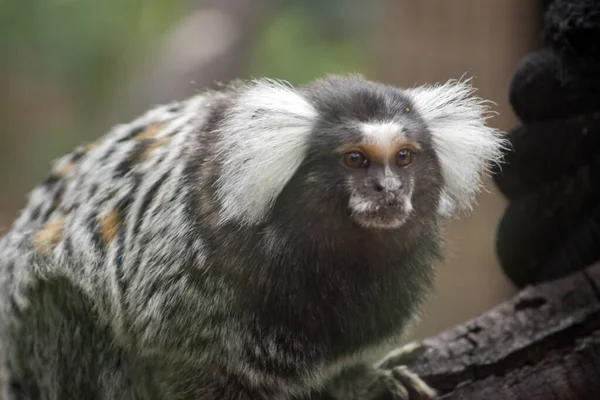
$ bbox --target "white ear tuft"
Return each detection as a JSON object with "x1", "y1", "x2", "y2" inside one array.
[
  {"x1": 406, "y1": 78, "x2": 507, "y2": 216},
  {"x1": 214, "y1": 79, "x2": 318, "y2": 225}
]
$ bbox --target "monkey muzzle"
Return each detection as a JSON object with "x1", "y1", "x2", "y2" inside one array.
[{"x1": 348, "y1": 190, "x2": 413, "y2": 230}]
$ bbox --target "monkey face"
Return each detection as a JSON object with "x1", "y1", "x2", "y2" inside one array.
[
  {"x1": 338, "y1": 133, "x2": 420, "y2": 230},
  {"x1": 306, "y1": 119, "x2": 443, "y2": 231}
]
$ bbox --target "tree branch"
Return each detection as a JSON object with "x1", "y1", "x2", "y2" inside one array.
[{"x1": 393, "y1": 263, "x2": 600, "y2": 399}]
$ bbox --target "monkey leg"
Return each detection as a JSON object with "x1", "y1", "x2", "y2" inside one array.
[
  {"x1": 305, "y1": 358, "x2": 436, "y2": 399},
  {"x1": 303, "y1": 341, "x2": 436, "y2": 400}
]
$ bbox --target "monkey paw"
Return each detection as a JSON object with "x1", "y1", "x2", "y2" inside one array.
[
  {"x1": 372, "y1": 365, "x2": 437, "y2": 400},
  {"x1": 371, "y1": 341, "x2": 437, "y2": 400},
  {"x1": 375, "y1": 340, "x2": 428, "y2": 370}
]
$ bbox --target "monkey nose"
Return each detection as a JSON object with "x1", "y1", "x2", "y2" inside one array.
[{"x1": 373, "y1": 178, "x2": 402, "y2": 193}]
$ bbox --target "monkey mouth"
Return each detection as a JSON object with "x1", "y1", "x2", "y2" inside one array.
[
  {"x1": 348, "y1": 197, "x2": 412, "y2": 230},
  {"x1": 352, "y1": 212, "x2": 408, "y2": 229}
]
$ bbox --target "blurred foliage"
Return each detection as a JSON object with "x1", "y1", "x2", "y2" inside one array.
[
  {"x1": 0, "y1": 0, "x2": 182, "y2": 112},
  {"x1": 0, "y1": 0, "x2": 372, "y2": 212},
  {"x1": 248, "y1": 0, "x2": 373, "y2": 85},
  {"x1": 278, "y1": 0, "x2": 370, "y2": 40},
  {"x1": 0, "y1": 0, "x2": 184, "y2": 199}
]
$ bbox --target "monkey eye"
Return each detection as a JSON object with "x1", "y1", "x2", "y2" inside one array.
[
  {"x1": 343, "y1": 151, "x2": 369, "y2": 168},
  {"x1": 396, "y1": 148, "x2": 415, "y2": 167}
]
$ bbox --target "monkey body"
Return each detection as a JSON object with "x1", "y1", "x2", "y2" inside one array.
[{"x1": 0, "y1": 75, "x2": 504, "y2": 399}]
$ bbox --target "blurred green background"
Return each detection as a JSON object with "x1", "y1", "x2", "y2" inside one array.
[
  {"x1": 0, "y1": 0, "x2": 542, "y2": 339},
  {"x1": 0, "y1": 0, "x2": 374, "y2": 208}
]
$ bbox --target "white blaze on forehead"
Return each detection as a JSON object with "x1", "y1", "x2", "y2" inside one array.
[{"x1": 359, "y1": 121, "x2": 405, "y2": 154}]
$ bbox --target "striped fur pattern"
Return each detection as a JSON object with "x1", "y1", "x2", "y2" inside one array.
[{"x1": 0, "y1": 75, "x2": 505, "y2": 399}]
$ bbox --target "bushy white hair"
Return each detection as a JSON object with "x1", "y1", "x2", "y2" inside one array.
[
  {"x1": 214, "y1": 79, "x2": 318, "y2": 225},
  {"x1": 406, "y1": 78, "x2": 507, "y2": 215}
]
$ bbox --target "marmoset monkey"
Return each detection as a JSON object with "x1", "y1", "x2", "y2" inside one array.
[{"x1": 0, "y1": 75, "x2": 505, "y2": 399}]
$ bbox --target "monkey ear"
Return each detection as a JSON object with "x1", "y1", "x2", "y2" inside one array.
[
  {"x1": 214, "y1": 79, "x2": 318, "y2": 226},
  {"x1": 406, "y1": 79, "x2": 507, "y2": 215}
]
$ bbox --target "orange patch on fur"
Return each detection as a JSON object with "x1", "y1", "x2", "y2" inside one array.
[
  {"x1": 57, "y1": 161, "x2": 74, "y2": 176},
  {"x1": 100, "y1": 209, "x2": 120, "y2": 244},
  {"x1": 134, "y1": 122, "x2": 166, "y2": 141},
  {"x1": 32, "y1": 215, "x2": 67, "y2": 254},
  {"x1": 85, "y1": 142, "x2": 101, "y2": 152},
  {"x1": 136, "y1": 135, "x2": 172, "y2": 163}
]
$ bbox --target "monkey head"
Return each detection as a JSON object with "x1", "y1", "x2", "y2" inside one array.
[{"x1": 211, "y1": 75, "x2": 506, "y2": 232}]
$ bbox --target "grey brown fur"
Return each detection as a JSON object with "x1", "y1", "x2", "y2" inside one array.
[{"x1": 0, "y1": 75, "x2": 504, "y2": 399}]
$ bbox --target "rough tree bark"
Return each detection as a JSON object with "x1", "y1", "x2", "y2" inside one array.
[{"x1": 382, "y1": 262, "x2": 600, "y2": 400}]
